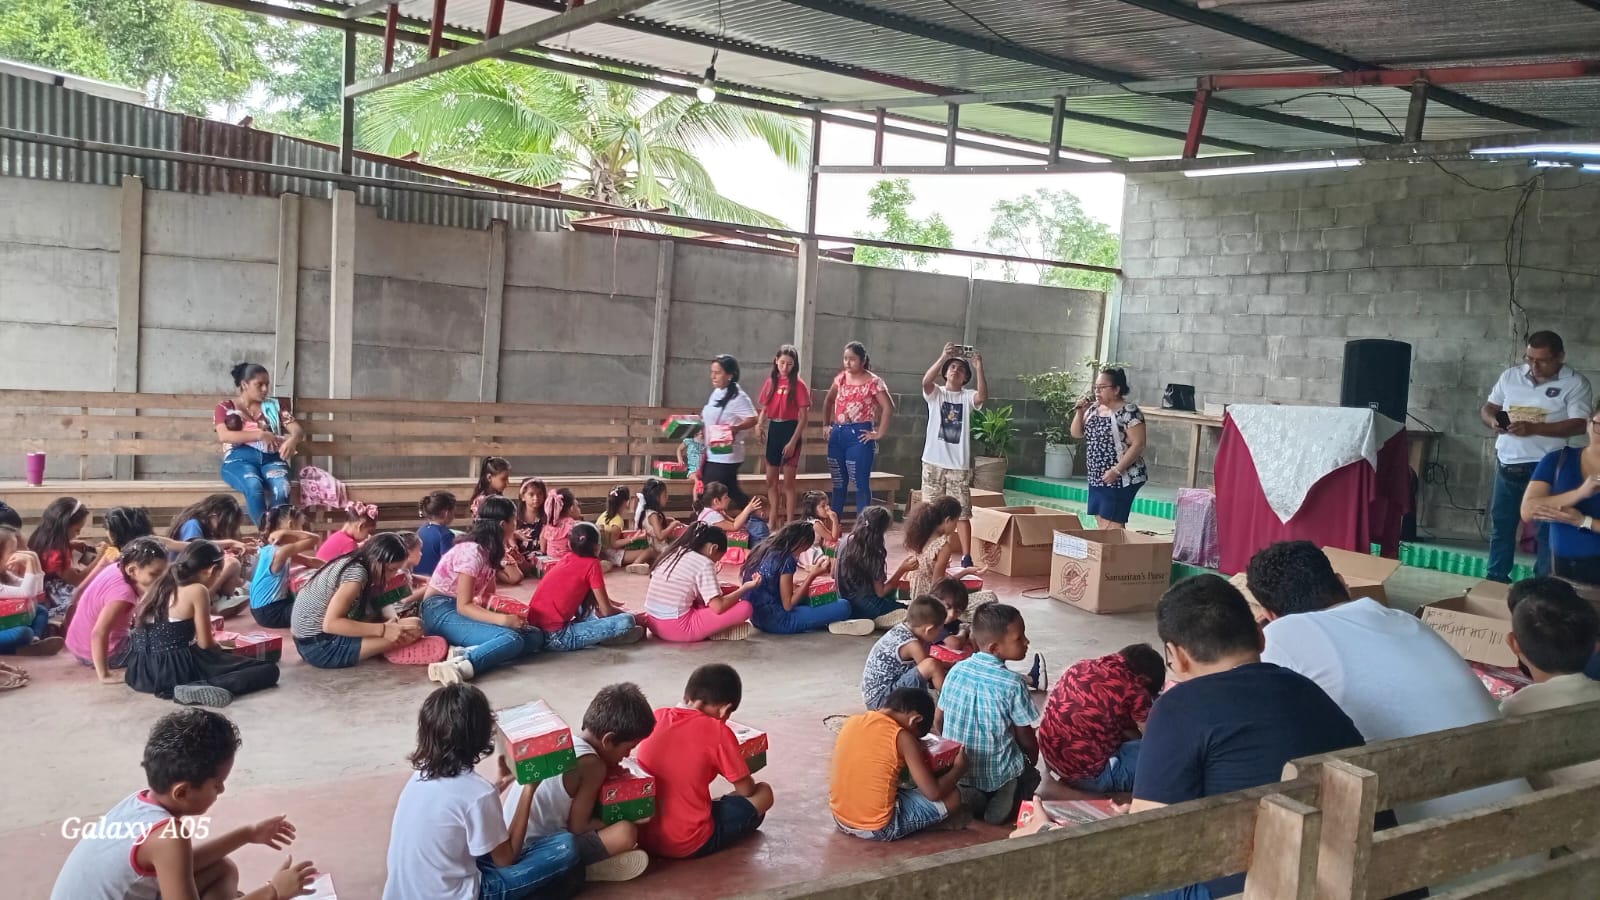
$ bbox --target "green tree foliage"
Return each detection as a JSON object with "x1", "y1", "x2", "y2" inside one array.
[
  {"x1": 852, "y1": 178, "x2": 955, "y2": 270},
  {"x1": 983, "y1": 188, "x2": 1120, "y2": 292},
  {"x1": 359, "y1": 61, "x2": 806, "y2": 226},
  {"x1": 0, "y1": 0, "x2": 278, "y2": 113}
]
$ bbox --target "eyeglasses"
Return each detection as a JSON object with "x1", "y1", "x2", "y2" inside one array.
[
  {"x1": 1163, "y1": 645, "x2": 1174, "y2": 671},
  {"x1": 1525, "y1": 354, "x2": 1558, "y2": 365}
]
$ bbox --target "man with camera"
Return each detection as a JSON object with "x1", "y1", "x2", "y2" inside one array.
[
  {"x1": 921, "y1": 343, "x2": 988, "y2": 567},
  {"x1": 1481, "y1": 330, "x2": 1592, "y2": 583}
]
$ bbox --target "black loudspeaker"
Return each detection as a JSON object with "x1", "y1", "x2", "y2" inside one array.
[{"x1": 1340, "y1": 339, "x2": 1412, "y2": 423}]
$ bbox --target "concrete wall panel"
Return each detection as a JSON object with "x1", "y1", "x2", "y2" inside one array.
[
  {"x1": 0, "y1": 244, "x2": 118, "y2": 326},
  {"x1": 352, "y1": 276, "x2": 484, "y2": 353},
  {"x1": 296, "y1": 270, "x2": 331, "y2": 343},
  {"x1": 500, "y1": 287, "x2": 654, "y2": 356},
  {"x1": 352, "y1": 344, "x2": 480, "y2": 402},
  {"x1": 139, "y1": 328, "x2": 274, "y2": 393},
  {"x1": 143, "y1": 191, "x2": 280, "y2": 262},
  {"x1": 669, "y1": 300, "x2": 794, "y2": 364},
  {"x1": 297, "y1": 196, "x2": 333, "y2": 271},
  {"x1": 355, "y1": 208, "x2": 489, "y2": 288},
  {"x1": 0, "y1": 177, "x2": 120, "y2": 250},
  {"x1": 505, "y1": 230, "x2": 658, "y2": 297},
  {"x1": 0, "y1": 323, "x2": 114, "y2": 389},
  {"x1": 500, "y1": 349, "x2": 652, "y2": 405},
  {"x1": 140, "y1": 256, "x2": 278, "y2": 332},
  {"x1": 671, "y1": 245, "x2": 796, "y2": 313}
]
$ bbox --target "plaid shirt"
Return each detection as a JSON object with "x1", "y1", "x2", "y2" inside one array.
[{"x1": 938, "y1": 652, "x2": 1041, "y2": 791}]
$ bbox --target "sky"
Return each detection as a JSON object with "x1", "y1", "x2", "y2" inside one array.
[{"x1": 693, "y1": 119, "x2": 1126, "y2": 277}]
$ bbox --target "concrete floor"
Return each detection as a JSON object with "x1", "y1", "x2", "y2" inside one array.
[{"x1": 8, "y1": 523, "x2": 1161, "y2": 899}]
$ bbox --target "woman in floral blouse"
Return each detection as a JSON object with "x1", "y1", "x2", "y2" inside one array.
[{"x1": 1070, "y1": 367, "x2": 1148, "y2": 528}]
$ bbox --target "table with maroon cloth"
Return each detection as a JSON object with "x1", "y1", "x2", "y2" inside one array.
[{"x1": 1215, "y1": 405, "x2": 1412, "y2": 575}]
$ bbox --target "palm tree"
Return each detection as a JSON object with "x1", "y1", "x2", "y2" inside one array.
[{"x1": 359, "y1": 61, "x2": 807, "y2": 227}]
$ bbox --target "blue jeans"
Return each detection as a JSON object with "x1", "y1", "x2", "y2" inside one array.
[
  {"x1": 690, "y1": 795, "x2": 764, "y2": 858},
  {"x1": 545, "y1": 611, "x2": 636, "y2": 652},
  {"x1": 828, "y1": 422, "x2": 877, "y2": 517},
  {"x1": 836, "y1": 787, "x2": 948, "y2": 841},
  {"x1": 1488, "y1": 462, "x2": 1551, "y2": 582},
  {"x1": 422, "y1": 596, "x2": 546, "y2": 676},
  {"x1": 477, "y1": 831, "x2": 580, "y2": 900},
  {"x1": 220, "y1": 445, "x2": 292, "y2": 528},
  {"x1": 1137, "y1": 885, "x2": 1213, "y2": 900},
  {"x1": 846, "y1": 591, "x2": 906, "y2": 621},
  {"x1": 751, "y1": 597, "x2": 853, "y2": 635},
  {"x1": 294, "y1": 633, "x2": 362, "y2": 669},
  {"x1": 1072, "y1": 740, "x2": 1140, "y2": 794},
  {"x1": 0, "y1": 605, "x2": 49, "y2": 653}
]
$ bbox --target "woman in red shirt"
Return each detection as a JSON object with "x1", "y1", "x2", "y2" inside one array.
[
  {"x1": 822, "y1": 342, "x2": 893, "y2": 519},
  {"x1": 757, "y1": 345, "x2": 812, "y2": 526}
]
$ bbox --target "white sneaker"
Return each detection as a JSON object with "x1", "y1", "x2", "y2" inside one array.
[
  {"x1": 827, "y1": 618, "x2": 875, "y2": 637},
  {"x1": 428, "y1": 658, "x2": 474, "y2": 685},
  {"x1": 447, "y1": 645, "x2": 471, "y2": 663},
  {"x1": 625, "y1": 563, "x2": 652, "y2": 575},
  {"x1": 707, "y1": 622, "x2": 753, "y2": 641},
  {"x1": 873, "y1": 608, "x2": 909, "y2": 630},
  {"x1": 585, "y1": 849, "x2": 649, "y2": 882}
]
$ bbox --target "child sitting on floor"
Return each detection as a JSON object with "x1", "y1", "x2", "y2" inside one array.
[
  {"x1": 504, "y1": 477, "x2": 548, "y2": 584},
  {"x1": 168, "y1": 495, "x2": 250, "y2": 604},
  {"x1": 0, "y1": 524, "x2": 59, "y2": 657},
  {"x1": 384, "y1": 684, "x2": 580, "y2": 900},
  {"x1": 635, "y1": 478, "x2": 683, "y2": 556},
  {"x1": 527, "y1": 523, "x2": 643, "y2": 651},
  {"x1": 66, "y1": 537, "x2": 168, "y2": 680},
  {"x1": 696, "y1": 482, "x2": 763, "y2": 534},
  {"x1": 1502, "y1": 578, "x2": 1600, "y2": 789},
  {"x1": 422, "y1": 497, "x2": 544, "y2": 686},
  {"x1": 799, "y1": 490, "x2": 839, "y2": 546},
  {"x1": 50, "y1": 708, "x2": 315, "y2": 900},
  {"x1": 743, "y1": 521, "x2": 875, "y2": 637},
  {"x1": 641, "y1": 523, "x2": 760, "y2": 643},
  {"x1": 830, "y1": 687, "x2": 970, "y2": 841},
  {"x1": 1037, "y1": 644, "x2": 1164, "y2": 796},
  {"x1": 541, "y1": 489, "x2": 581, "y2": 561},
  {"x1": 316, "y1": 504, "x2": 377, "y2": 562},
  {"x1": 636, "y1": 663, "x2": 775, "y2": 860},
  {"x1": 250, "y1": 505, "x2": 321, "y2": 629},
  {"x1": 860, "y1": 596, "x2": 952, "y2": 709},
  {"x1": 499, "y1": 683, "x2": 656, "y2": 883},
  {"x1": 902, "y1": 497, "x2": 979, "y2": 601},
  {"x1": 936, "y1": 603, "x2": 1041, "y2": 825},
  {"x1": 28, "y1": 496, "x2": 94, "y2": 621},
  {"x1": 597, "y1": 485, "x2": 655, "y2": 571},
  {"x1": 930, "y1": 577, "x2": 972, "y2": 655},
  {"x1": 468, "y1": 456, "x2": 513, "y2": 517},
  {"x1": 835, "y1": 505, "x2": 916, "y2": 626},
  {"x1": 415, "y1": 491, "x2": 457, "y2": 577}
]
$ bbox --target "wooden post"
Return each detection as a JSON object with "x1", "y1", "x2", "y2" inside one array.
[
  {"x1": 329, "y1": 190, "x2": 357, "y2": 477},
  {"x1": 1314, "y1": 760, "x2": 1380, "y2": 900},
  {"x1": 647, "y1": 242, "x2": 673, "y2": 407},
  {"x1": 114, "y1": 175, "x2": 144, "y2": 480},
  {"x1": 1243, "y1": 795, "x2": 1322, "y2": 900},
  {"x1": 480, "y1": 220, "x2": 507, "y2": 403}
]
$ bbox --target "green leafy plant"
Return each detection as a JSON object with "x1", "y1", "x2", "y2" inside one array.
[
  {"x1": 1021, "y1": 356, "x2": 1129, "y2": 446},
  {"x1": 970, "y1": 404, "x2": 1016, "y2": 459}
]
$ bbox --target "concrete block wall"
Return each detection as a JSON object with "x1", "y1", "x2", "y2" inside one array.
[
  {"x1": 1118, "y1": 161, "x2": 1600, "y2": 537},
  {"x1": 0, "y1": 175, "x2": 1105, "y2": 487}
]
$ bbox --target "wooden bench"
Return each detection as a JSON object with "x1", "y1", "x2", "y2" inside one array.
[{"x1": 0, "y1": 390, "x2": 902, "y2": 530}]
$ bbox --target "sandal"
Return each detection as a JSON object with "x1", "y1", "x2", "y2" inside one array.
[
  {"x1": 384, "y1": 635, "x2": 448, "y2": 666},
  {"x1": 0, "y1": 668, "x2": 27, "y2": 690}
]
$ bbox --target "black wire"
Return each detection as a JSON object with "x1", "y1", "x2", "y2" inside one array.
[{"x1": 936, "y1": 0, "x2": 1026, "y2": 50}]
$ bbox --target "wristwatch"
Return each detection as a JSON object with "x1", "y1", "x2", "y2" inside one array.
[{"x1": 1582, "y1": 515, "x2": 1594, "y2": 533}]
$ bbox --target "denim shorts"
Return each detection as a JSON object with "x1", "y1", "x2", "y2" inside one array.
[
  {"x1": 690, "y1": 794, "x2": 764, "y2": 857},
  {"x1": 294, "y1": 632, "x2": 362, "y2": 669},
  {"x1": 836, "y1": 787, "x2": 948, "y2": 841}
]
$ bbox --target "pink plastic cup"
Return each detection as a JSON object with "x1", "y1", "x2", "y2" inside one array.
[{"x1": 25, "y1": 452, "x2": 45, "y2": 486}]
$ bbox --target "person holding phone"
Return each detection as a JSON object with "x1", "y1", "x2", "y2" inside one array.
[
  {"x1": 919, "y1": 343, "x2": 986, "y2": 566},
  {"x1": 215, "y1": 362, "x2": 304, "y2": 529},
  {"x1": 1481, "y1": 331, "x2": 1592, "y2": 583}
]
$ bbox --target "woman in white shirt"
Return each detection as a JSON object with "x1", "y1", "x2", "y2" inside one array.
[{"x1": 698, "y1": 355, "x2": 763, "y2": 516}]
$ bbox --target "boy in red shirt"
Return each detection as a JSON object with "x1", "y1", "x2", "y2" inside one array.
[
  {"x1": 636, "y1": 663, "x2": 775, "y2": 858},
  {"x1": 1037, "y1": 644, "x2": 1164, "y2": 794}
]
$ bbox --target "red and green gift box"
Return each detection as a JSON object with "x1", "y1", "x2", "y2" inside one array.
[
  {"x1": 946, "y1": 566, "x2": 982, "y2": 591},
  {"x1": 209, "y1": 614, "x2": 225, "y2": 633},
  {"x1": 595, "y1": 758, "x2": 657, "y2": 824},
  {"x1": 728, "y1": 720, "x2": 768, "y2": 773},
  {"x1": 803, "y1": 575, "x2": 839, "y2": 607},
  {"x1": 653, "y1": 460, "x2": 687, "y2": 480},
  {"x1": 726, "y1": 530, "x2": 750, "y2": 550},
  {"x1": 289, "y1": 567, "x2": 316, "y2": 594},
  {"x1": 486, "y1": 594, "x2": 530, "y2": 620},
  {"x1": 661, "y1": 415, "x2": 703, "y2": 440},
  {"x1": 0, "y1": 597, "x2": 35, "y2": 630},
  {"x1": 619, "y1": 530, "x2": 650, "y2": 551},
  {"x1": 820, "y1": 538, "x2": 837, "y2": 559},
  {"x1": 374, "y1": 572, "x2": 413, "y2": 610},
  {"x1": 901, "y1": 734, "x2": 962, "y2": 784},
  {"x1": 498, "y1": 699, "x2": 579, "y2": 785},
  {"x1": 929, "y1": 643, "x2": 972, "y2": 664},
  {"x1": 533, "y1": 555, "x2": 559, "y2": 577},
  {"x1": 218, "y1": 631, "x2": 283, "y2": 663},
  {"x1": 706, "y1": 424, "x2": 734, "y2": 454}
]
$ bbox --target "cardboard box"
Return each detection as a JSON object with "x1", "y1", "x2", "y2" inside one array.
[
  {"x1": 498, "y1": 700, "x2": 578, "y2": 785},
  {"x1": 596, "y1": 758, "x2": 657, "y2": 824},
  {"x1": 1048, "y1": 530, "x2": 1174, "y2": 614},
  {"x1": 971, "y1": 506, "x2": 1080, "y2": 577},
  {"x1": 1229, "y1": 547, "x2": 1403, "y2": 619},
  {"x1": 907, "y1": 487, "x2": 1006, "y2": 521},
  {"x1": 804, "y1": 575, "x2": 839, "y2": 607},
  {"x1": 486, "y1": 594, "x2": 530, "y2": 620},
  {"x1": 729, "y1": 720, "x2": 768, "y2": 773},
  {"x1": 653, "y1": 460, "x2": 688, "y2": 480},
  {"x1": 218, "y1": 631, "x2": 283, "y2": 663},
  {"x1": 1418, "y1": 581, "x2": 1516, "y2": 668}
]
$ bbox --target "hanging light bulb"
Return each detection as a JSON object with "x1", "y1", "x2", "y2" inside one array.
[{"x1": 696, "y1": 65, "x2": 717, "y2": 104}]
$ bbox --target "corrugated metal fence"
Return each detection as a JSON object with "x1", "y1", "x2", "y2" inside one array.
[{"x1": 0, "y1": 73, "x2": 565, "y2": 231}]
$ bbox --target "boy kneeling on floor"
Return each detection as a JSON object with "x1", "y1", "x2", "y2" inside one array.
[{"x1": 830, "y1": 687, "x2": 970, "y2": 840}]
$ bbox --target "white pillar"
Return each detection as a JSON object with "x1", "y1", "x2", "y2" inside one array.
[
  {"x1": 794, "y1": 240, "x2": 820, "y2": 387},
  {"x1": 329, "y1": 190, "x2": 356, "y2": 400},
  {"x1": 274, "y1": 194, "x2": 301, "y2": 397}
]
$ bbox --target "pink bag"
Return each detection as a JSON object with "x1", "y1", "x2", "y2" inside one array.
[
  {"x1": 298, "y1": 465, "x2": 349, "y2": 511},
  {"x1": 1173, "y1": 487, "x2": 1220, "y2": 569}
]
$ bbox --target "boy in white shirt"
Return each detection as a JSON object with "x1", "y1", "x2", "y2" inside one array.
[{"x1": 920, "y1": 343, "x2": 987, "y2": 567}]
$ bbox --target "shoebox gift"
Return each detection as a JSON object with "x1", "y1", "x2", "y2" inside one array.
[
  {"x1": 900, "y1": 734, "x2": 962, "y2": 784},
  {"x1": 1417, "y1": 580, "x2": 1516, "y2": 668},
  {"x1": 217, "y1": 631, "x2": 283, "y2": 663},
  {"x1": 946, "y1": 565, "x2": 982, "y2": 591},
  {"x1": 374, "y1": 572, "x2": 413, "y2": 610},
  {"x1": 209, "y1": 614, "x2": 225, "y2": 633},
  {"x1": 706, "y1": 424, "x2": 734, "y2": 455},
  {"x1": 595, "y1": 758, "x2": 657, "y2": 824},
  {"x1": 498, "y1": 699, "x2": 578, "y2": 785},
  {"x1": 1016, "y1": 798, "x2": 1118, "y2": 829},
  {"x1": 804, "y1": 575, "x2": 839, "y2": 607},
  {"x1": 653, "y1": 460, "x2": 688, "y2": 480},
  {"x1": 620, "y1": 530, "x2": 650, "y2": 551},
  {"x1": 929, "y1": 642, "x2": 972, "y2": 664},
  {"x1": 726, "y1": 530, "x2": 750, "y2": 550},
  {"x1": 289, "y1": 567, "x2": 316, "y2": 594},
  {"x1": 1470, "y1": 661, "x2": 1531, "y2": 701},
  {"x1": 0, "y1": 596, "x2": 35, "y2": 630},
  {"x1": 486, "y1": 594, "x2": 530, "y2": 621},
  {"x1": 728, "y1": 721, "x2": 768, "y2": 773},
  {"x1": 1048, "y1": 529, "x2": 1174, "y2": 615},
  {"x1": 660, "y1": 414, "x2": 703, "y2": 440},
  {"x1": 971, "y1": 507, "x2": 1080, "y2": 577}
]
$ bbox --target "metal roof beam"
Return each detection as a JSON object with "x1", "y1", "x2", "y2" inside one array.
[
  {"x1": 343, "y1": 0, "x2": 660, "y2": 98},
  {"x1": 341, "y1": 0, "x2": 393, "y2": 19},
  {"x1": 810, "y1": 80, "x2": 1196, "y2": 110},
  {"x1": 1109, "y1": 0, "x2": 1572, "y2": 132},
  {"x1": 777, "y1": 0, "x2": 1400, "y2": 145}
]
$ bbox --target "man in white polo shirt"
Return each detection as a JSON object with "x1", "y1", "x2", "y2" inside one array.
[{"x1": 1482, "y1": 330, "x2": 1591, "y2": 583}]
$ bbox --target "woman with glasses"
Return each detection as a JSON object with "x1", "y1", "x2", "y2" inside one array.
[
  {"x1": 1070, "y1": 367, "x2": 1148, "y2": 529},
  {"x1": 1521, "y1": 407, "x2": 1600, "y2": 603}
]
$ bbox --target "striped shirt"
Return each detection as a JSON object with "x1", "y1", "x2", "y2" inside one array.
[
  {"x1": 644, "y1": 551, "x2": 721, "y2": 621},
  {"x1": 937, "y1": 652, "x2": 1041, "y2": 791}
]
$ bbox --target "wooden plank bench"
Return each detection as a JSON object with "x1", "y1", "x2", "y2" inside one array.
[{"x1": 0, "y1": 390, "x2": 902, "y2": 530}]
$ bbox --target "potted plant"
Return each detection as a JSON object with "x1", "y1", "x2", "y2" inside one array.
[
  {"x1": 1021, "y1": 367, "x2": 1084, "y2": 480},
  {"x1": 969, "y1": 404, "x2": 1015, "y2": 492}
]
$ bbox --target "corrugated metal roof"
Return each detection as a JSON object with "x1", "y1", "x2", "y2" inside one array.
[{"x1": 331, "y1": 0, "x2": 1600, "y2": 159}]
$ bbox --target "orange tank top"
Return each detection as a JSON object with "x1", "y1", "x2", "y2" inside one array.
[{"x1": 828, "y1": 710, "x2": 907, "y2": 831}]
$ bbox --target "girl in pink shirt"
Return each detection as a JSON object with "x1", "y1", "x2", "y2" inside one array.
[
  {"x1": 541, "y1": 489, "x2": 581, "y2": 560},
  {"x1": 422, "y1": 496, "x2": 542, "y2": 685},
  {"x1": 317, "y1": 505, "x2": 378, "y2": 561},
  {"x1": 66, "y1": 537, "x2": 169, "y2": 682}
]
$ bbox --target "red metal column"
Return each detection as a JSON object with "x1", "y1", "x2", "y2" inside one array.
[
  {"x1": 1183, "y1": 89, "x2": 1209, "y2": 158},
  {"x1": 427, "y1": 0, "x2": 448, "y2": 59},
  {"x1": 382, "y1": 3, "x2": 399, "y2": 74},
  {"x1": 486, "y1": 0, "x2": 505, "y2": 36}
]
